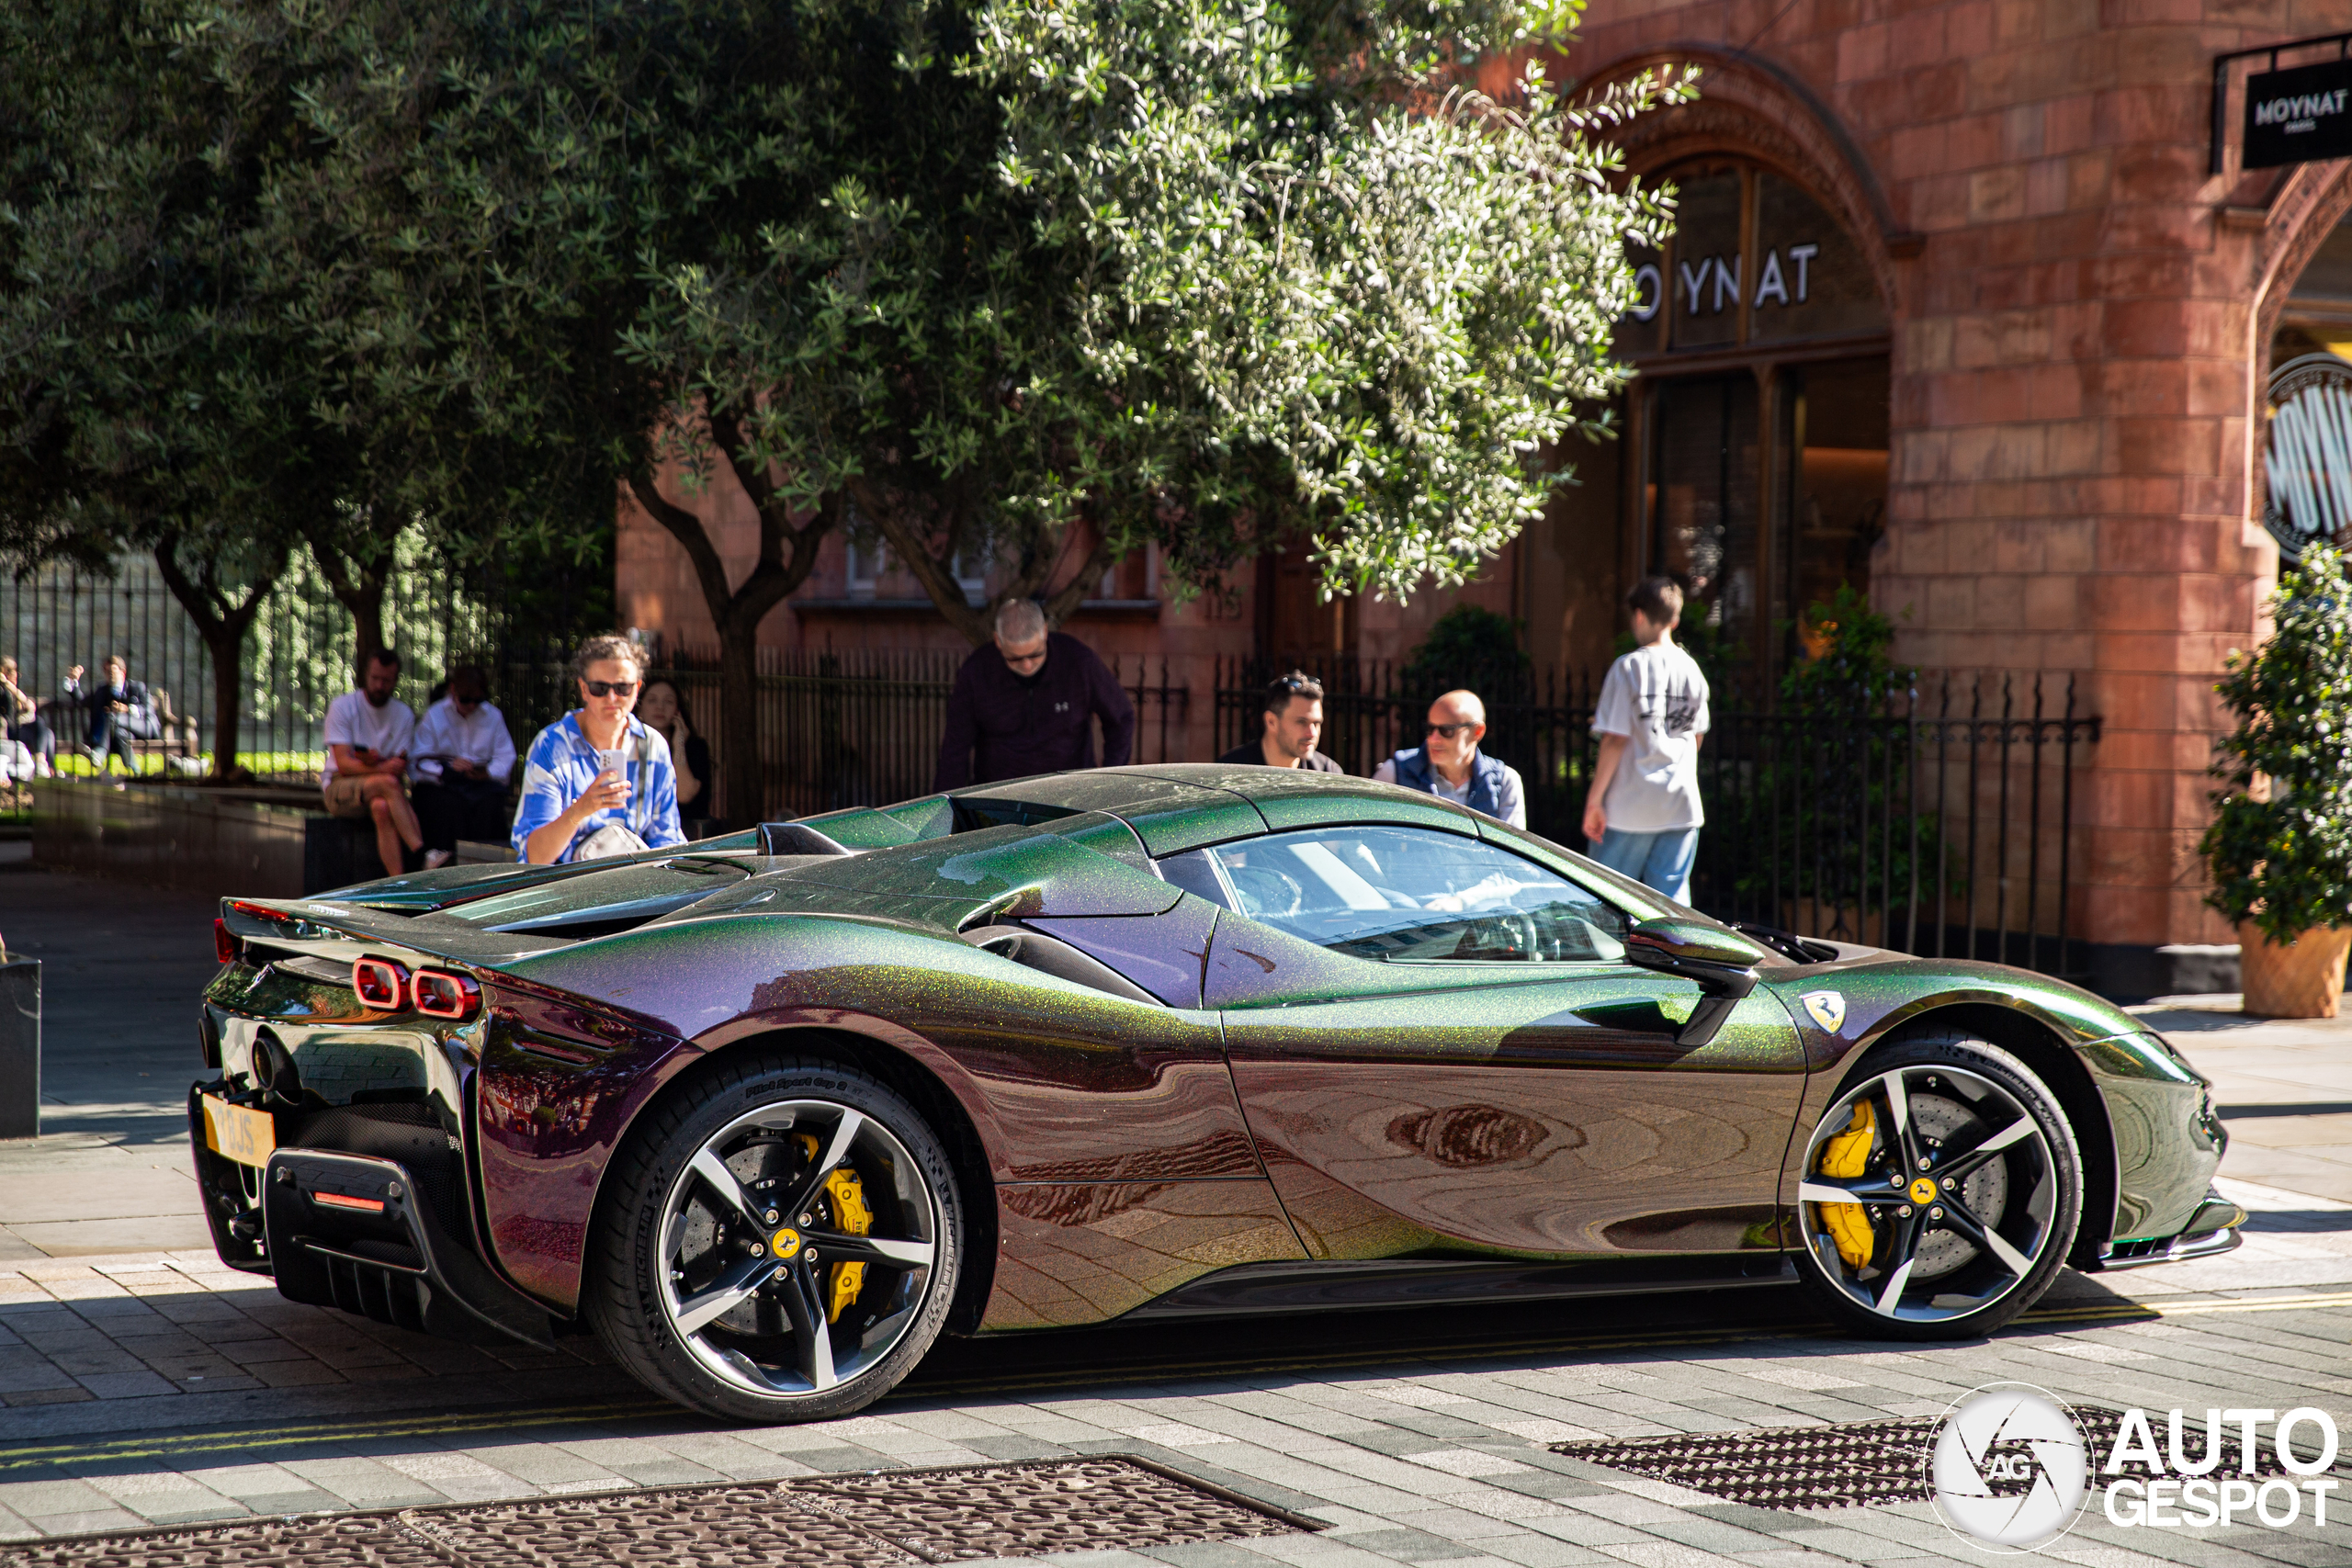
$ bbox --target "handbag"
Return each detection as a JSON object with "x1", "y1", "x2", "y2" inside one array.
[{"x1": 572, "y1": 727, "x2": 654, "y2": 861}]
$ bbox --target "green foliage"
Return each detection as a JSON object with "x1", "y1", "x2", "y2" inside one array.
[
  {"x1": 1780, "y1": 584, "x2": 1912, "y2": 713},
  {"x1": 619, "y1": 0, "x2": 1690, "y2": 633},
  {"x1": 2201, "y1": 544, "x2": 2352, "y2": 942},
  {"x1": 1728, "y1": 589, "x2": 1941, "y2": 916},
  {"x1": 1403, "y1": 604, "x2": 1530, "y2": 700},
  {"x1": 1, "y1": 0, "x2": 1691, "y2": 806}
]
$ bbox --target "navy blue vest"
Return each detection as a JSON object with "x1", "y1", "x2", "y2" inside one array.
[{"x1": 1388, "y1": 746, "x2": 1508, "y2": 818}]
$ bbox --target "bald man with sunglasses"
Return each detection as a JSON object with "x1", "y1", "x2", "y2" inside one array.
[{"x1": 1374, "y1": 690, "x2": 1525, "y2": 828}]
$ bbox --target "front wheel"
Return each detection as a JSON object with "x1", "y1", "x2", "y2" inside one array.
[
  {"x1": 1792, "y1": 1033, "x2": 2081, "y2": 1339},
  {"x1": 588, "y1": 1056, "x2": 962, "y2": 1421}
]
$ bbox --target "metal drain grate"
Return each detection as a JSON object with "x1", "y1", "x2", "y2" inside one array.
[
  {"x1": 0, "y1": 1456, "x2": 1319, "y2": 1567},
  {"x1": 1555, "y1": 1410, "x2": 2143, "y2": 1512}
]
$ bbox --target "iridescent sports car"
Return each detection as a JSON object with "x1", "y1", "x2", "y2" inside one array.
[{"x1": 191, "y1": 766, "x2": 2239, "y2": 1419}]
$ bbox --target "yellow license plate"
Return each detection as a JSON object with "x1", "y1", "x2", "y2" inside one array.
[{"x1": 202, "y1": 1097, "x2": 277, "y2": 1168}]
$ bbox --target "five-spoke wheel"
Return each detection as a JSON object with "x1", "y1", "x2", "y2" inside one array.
[
  {"x1": 591, "y1": 1060, "x2": 961, "y2": 1420},
  {"x1": 1792, "y1": 1033, "x2": 2080, "y2": 1338}
]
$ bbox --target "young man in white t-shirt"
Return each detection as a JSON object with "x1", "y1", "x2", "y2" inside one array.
[
  {"x1": 1582, "y1": 577, "x2": 1711, "y2": 901},
  {"x1": 322, "y1": 648, "x2": 425, "y2": 878}
]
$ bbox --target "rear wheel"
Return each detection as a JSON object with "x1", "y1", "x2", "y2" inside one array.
[
  {"x1": 1792, "y1": 1033, "x2": 2080, "y2": 1338},
  {"x1": 588, "y1": 1056, "x2": 960, "y2": 1420}
]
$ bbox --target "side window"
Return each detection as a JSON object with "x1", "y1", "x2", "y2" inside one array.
[
  {"x1": 1201, "y1": 826, "x2": 1629, "y2": 963},
  {"x1": 1154, "y1": 847, "x2": 1234, "y2": 909}
]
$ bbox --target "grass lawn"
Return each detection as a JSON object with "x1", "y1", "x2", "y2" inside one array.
[{"x1": 40, "y1": 750, "x2": 322, "y2": 783}]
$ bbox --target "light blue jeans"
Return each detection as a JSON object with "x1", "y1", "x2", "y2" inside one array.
[{"x1": 1588, "y1": 826, "x2": 1700, "y2": 904}]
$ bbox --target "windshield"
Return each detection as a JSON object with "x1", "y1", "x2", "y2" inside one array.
[{"x1": 1194, "y1": 825, "x2": 1631, "y2": 963}]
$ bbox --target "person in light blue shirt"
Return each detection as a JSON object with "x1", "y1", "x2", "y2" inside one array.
[{"x1": 513, "y1": 635, "x2": 684, "y2": 863}]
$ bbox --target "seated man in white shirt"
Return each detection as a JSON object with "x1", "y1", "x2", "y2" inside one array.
[
  {"x1": 322, "y1": 648, "x2": 424, "y2": 879},
  {"x1": 410, "y1": 664, "x2": 516, "y2": 868}
]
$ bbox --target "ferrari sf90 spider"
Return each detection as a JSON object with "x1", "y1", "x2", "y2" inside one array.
[{"x1": 192, "y1": 766, "x2": 2237, "y2": 1419}]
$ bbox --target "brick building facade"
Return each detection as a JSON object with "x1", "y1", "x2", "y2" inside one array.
[{"x1": 617, "y1": 2, "x2": 2352, "y2": 989}]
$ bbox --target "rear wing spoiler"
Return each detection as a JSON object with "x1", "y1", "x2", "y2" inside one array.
[{"x1": 218, "y1": 897, "x2": 569, "y2": 969}]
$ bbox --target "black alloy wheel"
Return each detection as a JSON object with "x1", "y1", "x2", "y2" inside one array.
[
  {"x1": 589, "y1": 1056, "x2": 962, "y2": 1421},
  {"x1": 1792, "y1": 1032, "x2": 2081, "y2": 1338}
]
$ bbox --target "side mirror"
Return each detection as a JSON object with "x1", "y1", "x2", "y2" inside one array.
[{"x1": 1623, "y1": 919, "x2": 1768, "y2": 1047}]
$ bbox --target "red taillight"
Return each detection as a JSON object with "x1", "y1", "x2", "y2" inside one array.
[
  {"x1": 413, "y1": 969, "x2": 481, "y2": 1021},
  {"x1": 311, "y1": 1191, "x2": 386, "y2": 1213},
  {"x1": 352, "y1": 957, "x2": 409, "y2": 1010},
  {"x1": 214, "y1": 919, "x2": 240, "y2": 966}
]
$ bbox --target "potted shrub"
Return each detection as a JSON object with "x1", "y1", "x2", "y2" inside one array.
[{"x1": 2201, "y1": 543, "x2": 2352, "y2": 1017}]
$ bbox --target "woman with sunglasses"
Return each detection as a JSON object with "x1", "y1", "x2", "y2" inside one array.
[{"x1": 513, "y1": 635, "x2": 684, "y2": 864}]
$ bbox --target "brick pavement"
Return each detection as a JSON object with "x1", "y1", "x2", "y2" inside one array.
[{"x1": 3, "y1": 1206, "x2": 2351, "y2": 1565}]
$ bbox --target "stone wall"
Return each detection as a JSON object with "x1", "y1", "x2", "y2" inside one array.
[{"x1": 1552, "y1": 0, "x2": 2352, "y2": 955}]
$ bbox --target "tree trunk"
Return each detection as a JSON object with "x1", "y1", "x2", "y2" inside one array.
[
  {"x1": 151, "y1": 536, "x2": 288, "y2": 783},
  {"x1": 847, "y1": 480, "x2": 1120, "y2": 647},
  {"x1": 307, "y1": 535, "x2": 392, "y2": 684},
  {"x1": 715, "y1": 614, "x2": 763, "y2": 828},
  {"x1": 200, "y1": 620, "x2": 249, "y2": 779},
  {"x1": 626, "y1": 441, "x2": 835, "y2": 828}
]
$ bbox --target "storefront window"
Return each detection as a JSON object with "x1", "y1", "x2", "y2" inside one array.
[
  {"x1": 1782, "y1": 358, "x2": 1891, "y2": 632},
  {"x1": 1667, "y1": 174, "x2": 1744, "y2": 350},
  {"x1": 2267, "y1": 220, "x2": 2352, "y2": 559},
  {"x1": 1749, "y1": 176, "x2": 1883, "y2": 344},
  {"x1": 1622, "y1": 164, "x2": 1885, "y2": 355},
  {"x1": 1651, "y1": 378, "x2": 1760, "y2": 643},
  {"x1": 1625, "y1": 162, "x2": 1891, "y2": 673}
]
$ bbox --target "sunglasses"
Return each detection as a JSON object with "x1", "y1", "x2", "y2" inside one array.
[
  {"x1": 1425, "y1": 721, "x2": 1476, "y2": 739},
  {"x1": 583, "y1": 680, "x2": 639, "y2": 697}
]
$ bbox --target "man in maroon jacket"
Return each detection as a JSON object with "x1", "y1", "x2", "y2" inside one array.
[{"x1": 935, "y1": 602, "x2": 1137, "y2": 789}]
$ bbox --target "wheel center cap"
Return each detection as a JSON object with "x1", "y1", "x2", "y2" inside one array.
[
  {"x1": 1909, "y1": 1177, "x2": 1938, "y2": 1204},
  {"x1": 771, "y1": 1227, "x2": 803, "y2": 1259}
]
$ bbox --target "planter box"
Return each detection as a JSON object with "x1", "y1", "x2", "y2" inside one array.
[
  {"x1": 0, "y1": 958, "x2": 37, "y2": 1141},
  {"x1": 28, "y1": 777, "x2": 311, "y2": 898}
]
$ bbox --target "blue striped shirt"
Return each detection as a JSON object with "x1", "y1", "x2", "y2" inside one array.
[{"x1": 511, "y1": 713, "x2": 685, "y2": 863}]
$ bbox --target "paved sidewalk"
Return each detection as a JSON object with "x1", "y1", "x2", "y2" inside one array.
[
  {"x1": 2, "y1": 1240, "x2": 2350, "y2": 1562},
  {"x1": 2133, "y1": 994, "x2": 2352, "y2": 1203},
  {"x1": 0, "y1": 874, "x2": 220, "y2": 1259}
]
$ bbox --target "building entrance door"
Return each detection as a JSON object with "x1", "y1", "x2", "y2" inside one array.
[
  {"x1": 1526, "y1": 158, "x2": 1894, "y2": 682},
  {"x1": 1650, "y1": 376, "x2": 1762, "y2": 653}
]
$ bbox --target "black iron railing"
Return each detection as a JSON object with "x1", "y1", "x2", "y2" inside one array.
[
  {"x1": 3, "y1": 549, "x2": 507, "y2": 782},
  {"x1": 1213, "y1": 656, "x2": 2101, "y2": 977},
  {"x1": 2, "y1": 554, "x2": 2099, "y2": 974},
  {"x1": 652, "y1": 647, "x2": 1191, "y2": 820}
]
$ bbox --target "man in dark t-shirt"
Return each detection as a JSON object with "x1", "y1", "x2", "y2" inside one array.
[
  {"x1": 935, "y1": 602, "x2": 1137, "y2": 789},
  {"x1": 1216, "y1": 670, "x2": 1343, "y2": 773}
]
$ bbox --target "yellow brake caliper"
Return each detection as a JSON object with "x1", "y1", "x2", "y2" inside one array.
[
  {"x1": 797, "y1": 1134, "x2": 874, "y2": 1322},
  {"x1": 1813, "y1": 1100, "x2": 1878, "y2": 1269}
]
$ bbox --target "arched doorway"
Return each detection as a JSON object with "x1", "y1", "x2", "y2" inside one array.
[
  {"x1": 2264, "y1": 212, "x2": 2352, "y2": 558},
  {"x1": 1528, "y1": 156, "x2": 1891, "y2": 682}
]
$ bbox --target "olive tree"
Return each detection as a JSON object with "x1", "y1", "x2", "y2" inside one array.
[
  {"x1": 638, "y1": 0, "x2": 1689, "y2": 641},
  {"x1": 0, "y1": 0, "x2": 331, "y2": 778}
]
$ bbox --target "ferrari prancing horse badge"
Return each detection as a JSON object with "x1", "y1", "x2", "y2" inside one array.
[{"x1": 1801, "y1": 990, "x2": 1849, "y2": 1032}]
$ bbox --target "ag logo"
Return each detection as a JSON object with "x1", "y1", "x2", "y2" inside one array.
[
  {"x1": 1928, "y1": 1382, "x2": 2089, "y2": 1552},
  {"x1": 1801, "y1": 990, "x2": 1848, "y2": 1032}
]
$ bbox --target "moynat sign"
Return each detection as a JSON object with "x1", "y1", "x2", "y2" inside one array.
[
  {"x1": 2219, "y1": 37, "x2": 2352, "y2": 172},
  {"x1": 2245, "y1": 60, "x2": 2352, "y2": 168}
]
